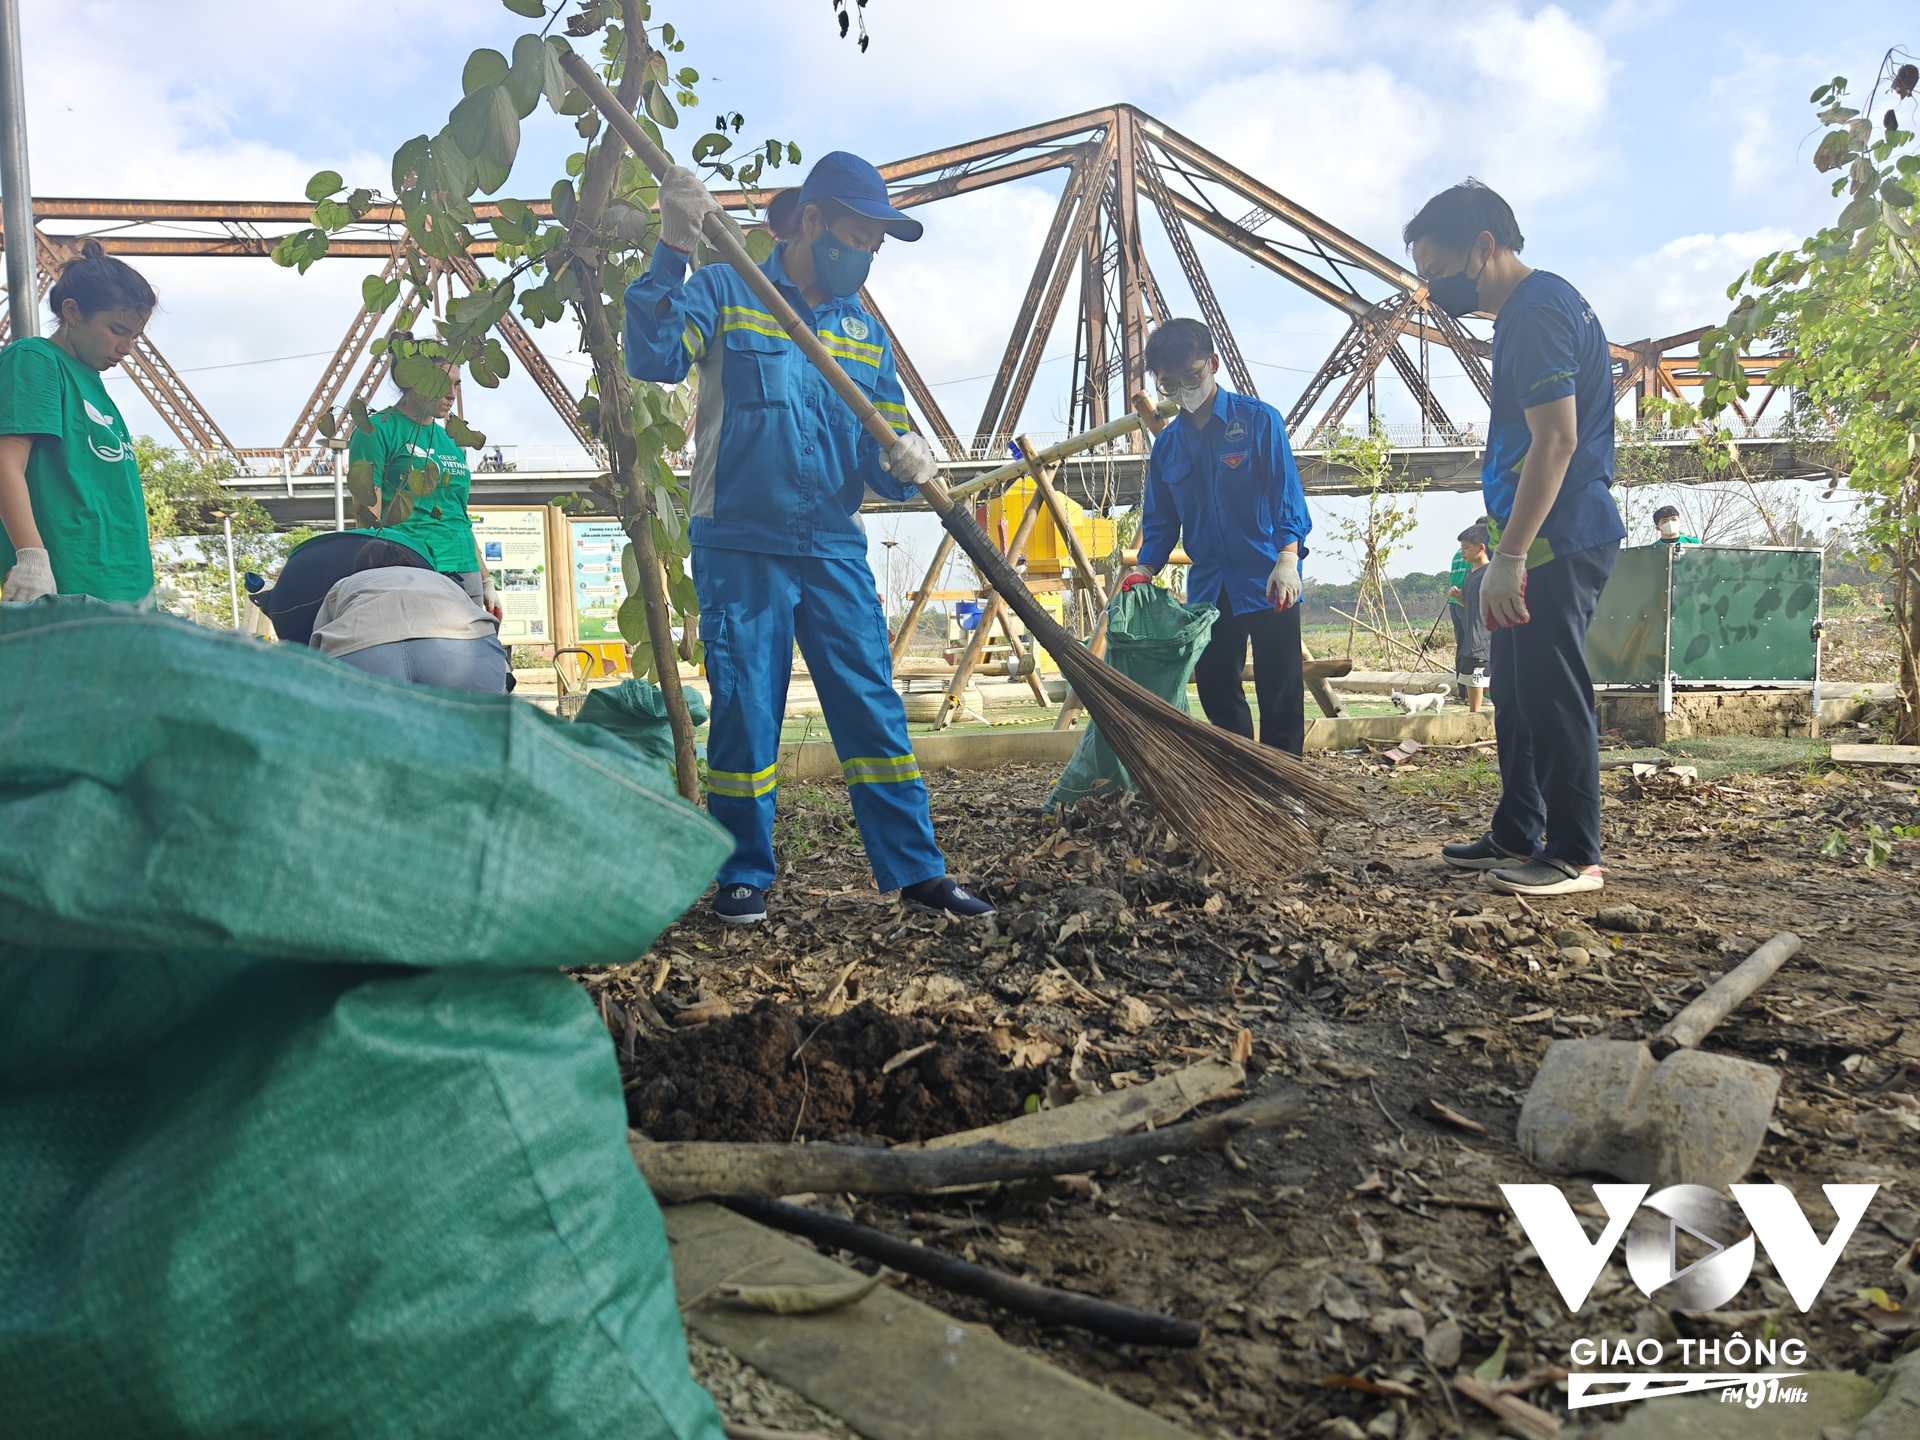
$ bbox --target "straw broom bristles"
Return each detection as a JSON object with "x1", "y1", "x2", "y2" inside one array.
[{"x1": 935, "y1": 507, "x2": 1364, "y2": 876}]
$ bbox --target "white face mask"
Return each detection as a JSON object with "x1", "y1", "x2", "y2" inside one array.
[
  {"x1": 1167, "y1": 379, "x2": 1212, "y2": 414},
  {"x1": 1658, "y1": 519, "x2": 1680, "y2": 537}
]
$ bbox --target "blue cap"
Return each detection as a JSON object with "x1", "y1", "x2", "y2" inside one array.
[{"x1": 796, "y1": 151, "x2": 923, "y2": 242}]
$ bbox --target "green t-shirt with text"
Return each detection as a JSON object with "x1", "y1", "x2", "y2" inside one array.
[
  {"x1": 349, "y1": 406, "x2": 476, "y2": 572},
  {"x1": 0, "y1": 337, "x2": 153, "y2": 602}
]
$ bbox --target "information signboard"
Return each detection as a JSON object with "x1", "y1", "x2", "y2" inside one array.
[
  {"x1": 569, "y1": 518, "x2": 630, "y2": 642},
  {"x1": 469, "y1": 507, "x2": 552, "y2": 642}
]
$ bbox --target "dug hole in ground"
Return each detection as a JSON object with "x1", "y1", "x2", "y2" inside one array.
[{"x1": 605, "y1": 739, "x2": 1920, "y2": 1440}]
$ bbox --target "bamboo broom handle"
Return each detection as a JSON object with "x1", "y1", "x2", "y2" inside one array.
[{"x1": 559, "y1": 51, "x2": 949, "y2": 512}]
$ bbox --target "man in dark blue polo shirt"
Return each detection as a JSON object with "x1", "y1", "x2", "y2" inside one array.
[
  {"x1": 1406, "y1": 180, "x2": 1625, "y2": 897},
  {"x1": 1123, "y1": 318, "x2": 1312, "y2": 755}
]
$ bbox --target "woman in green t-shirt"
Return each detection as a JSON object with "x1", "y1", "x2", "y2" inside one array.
[
  {"x1": 0, "y1": 240, "x2": 158, "y2": 604},
  {"x1": 349, "y1": 341, "x2": 497, "y2": 617}
]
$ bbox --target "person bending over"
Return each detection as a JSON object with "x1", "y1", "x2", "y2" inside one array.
[{"x1": 309, "y1": 540, "x2": 508, "y2": 693}]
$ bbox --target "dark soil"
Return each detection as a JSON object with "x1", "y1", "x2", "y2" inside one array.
[
  {"x1": 576, "y1": 753, "x2": 1920, "y2": 1439},
  {"x1": 623, "y1": 1000, "x2": 1027, "y2": 1144}
]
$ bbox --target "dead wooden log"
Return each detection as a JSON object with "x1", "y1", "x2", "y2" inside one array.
[
  {"x1": 631, "y1": 1088, "x2": 1305, "y2": 1203},
  {"x1": 727, "y1": 1197, "x2": 1201, "y2": 1347}
]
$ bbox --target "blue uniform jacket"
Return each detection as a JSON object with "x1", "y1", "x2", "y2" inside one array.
[
  {"x1": 1137, "y1": 387, "x2": 1310, "y2": 616},
  {"x1": 624, "y1": 242, "x2": 915, "y2": 558}
]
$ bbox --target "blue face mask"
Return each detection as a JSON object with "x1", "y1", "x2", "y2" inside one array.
[{"x1": 809, "y1": 232, "x2": 874, "y2": 298}]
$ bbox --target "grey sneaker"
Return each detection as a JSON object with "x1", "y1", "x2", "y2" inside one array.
[
  {"x1": 1486, "y1": 858, "x2": 1604, "y2": 896},
  {"x1": 1441, "y1": 832, "x2": 1528, "y2": 871}
]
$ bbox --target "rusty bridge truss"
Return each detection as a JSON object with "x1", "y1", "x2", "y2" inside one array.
[{"x1": 0, "y1": 103, "x2": 1796, "y2": 498}]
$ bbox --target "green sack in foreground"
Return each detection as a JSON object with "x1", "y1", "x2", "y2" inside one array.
[
  {"x1": 0, "y1": 599, "x2": 732, "y2": 967},
  {"x1": 578, "y1": 676, "x2": 710, "y2": 769},
  {"x1": 0, "y1": 956, "x2": 723, "y2": 1440},
  {"x1": 1048, "y1": 585, "x2": 1217, "y2": 809},
  {"x1": 0, "y1": 598, "x2": 730, "y2": 1439}
]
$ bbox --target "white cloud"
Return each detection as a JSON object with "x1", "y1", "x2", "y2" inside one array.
[{"x1": 1584, "y1": 226, "x2": 1798, "y2": 343}]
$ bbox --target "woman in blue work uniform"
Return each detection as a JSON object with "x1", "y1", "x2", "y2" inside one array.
[{"x1": 626, "y1": 153, "x2": 991, "y2": 925}]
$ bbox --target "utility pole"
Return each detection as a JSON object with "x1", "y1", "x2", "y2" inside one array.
[{"x1": 0, "y1": 0, "x2": 35, "y2": 340}]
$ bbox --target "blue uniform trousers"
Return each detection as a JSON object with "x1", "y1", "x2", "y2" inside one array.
[
  {"x1": 693, "y1": 547, "x2": 946, "y2": 894},
  {"x1": 1488, "y1": 541, "x2": 1620, "y2": 868}
]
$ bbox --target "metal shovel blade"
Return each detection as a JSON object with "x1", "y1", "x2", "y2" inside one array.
[{"x1": 1515, "y1": 1040, "x2": 1783, "y2": 1191}]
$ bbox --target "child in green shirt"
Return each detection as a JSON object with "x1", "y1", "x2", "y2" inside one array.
[{"x1": 0, "y1": 240, "x2": 158, "y2": 604}]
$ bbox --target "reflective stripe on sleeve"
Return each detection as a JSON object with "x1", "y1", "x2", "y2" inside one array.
[
  {"x1": 681, "y1": 322, "x2": 708, "y2": 362},
  {"x1": 874, "y1": 399, "x2": 912, "y2": 433},
  {"x1": 708, "y1": 761, "x2": 779, "y2": 798},
  {"x1": 840, "y1": 753, "x2": 923, "y2": 786}
]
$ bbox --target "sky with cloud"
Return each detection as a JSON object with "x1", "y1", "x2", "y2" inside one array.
[{"x1": 11, "y1": 0, "x2": 1915, "y2": 581}]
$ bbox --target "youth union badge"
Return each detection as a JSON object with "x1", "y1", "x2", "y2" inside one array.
[{"x1": 842, "y1": 315, "x2": 870, "y2": 341}]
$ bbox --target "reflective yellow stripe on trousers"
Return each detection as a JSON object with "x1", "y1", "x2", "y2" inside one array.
[
  {"x1": 840, "y1": 753, "x2": 922, "y2": 786},
  {"x1": 708, "y1": 761, "x2": 778, "y2": 798}
]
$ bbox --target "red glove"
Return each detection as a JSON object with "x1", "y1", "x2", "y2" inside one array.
[{"x1": 1118, "y1": 571, "x2": 1152, "y2": 594}]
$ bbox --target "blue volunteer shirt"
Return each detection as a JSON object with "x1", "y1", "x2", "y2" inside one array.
[
  {"x1": 1137, "y1": 387, "x2": 1310, "y2": 617},
  {"x1": 1482, "y1": 270, "x2": 1624, "y2": 566},
  {"x1": 624, "y1": 241, "x2": 915, "y2": 558}
]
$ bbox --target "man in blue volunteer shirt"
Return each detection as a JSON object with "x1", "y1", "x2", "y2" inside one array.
[
  {"x1": 1122, "y1": 318, "x2": 1311, "y2": 755},
  {"x1": 1406, "y1": 180, "x2": 1624, "y2": 897},
  {"x1": 625, "y1": 152, "x2": 991, "y2": 925}
]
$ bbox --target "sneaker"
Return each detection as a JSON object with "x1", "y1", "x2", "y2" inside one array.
[
  {"x1": 900, "y1": 876, "x2": 995, "y2": 919},
  {"x1": 1486, "y1": 858, "x2": 1604, "y2": 896},
  {"x1": 711, "y1": 883, "x2": 767, "y2": 924},
  {"x1": 1441, "y1": 832, "x2": 1528, "y2": 871}
]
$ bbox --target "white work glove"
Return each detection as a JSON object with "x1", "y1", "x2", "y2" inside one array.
[
  {"x1": 880, "y1": 431, "x2": 940, "y2": 490},
  {"x1": 657, "y1": 166, "x2": 719, "y2": 254},
  {"x1": 481, "y1": 570, "x2": 502, "y2": 621},
  {"x1": 1266, "y1": 551, "x2": 1301, "y2": 610},
  {"x1": 2, "y1": 546, "x2": 54, "y2": 603},
  {"x1": 1482, "y1": 550, "x2": 1530, "y2": 628}
]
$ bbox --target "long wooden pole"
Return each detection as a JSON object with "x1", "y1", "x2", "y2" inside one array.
[
  {"x1": 935, "y1": 477, "x2": 1051, "y2": 727},
  {"x1": 889, "y1": 531, "x2": 955, "y2": 666}
]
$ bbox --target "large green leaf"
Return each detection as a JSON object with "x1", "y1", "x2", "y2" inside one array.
[
  {"x1": 382, "y1": 490, "x2": 416, "y2": 527},
  {"x1": 470, "y1": 153, "x2": 511, "y2": 197},
  {"x1": 316, "y1": 410, "x2": 337, "y2": 440},
  {"x1": 346, "y1": 459, "x2": 377, "y2": 508},
  {"x1": 541, "y1": 36, "x2": 575, "y2": 114},
  {"x1": 304, "y1": 170, "x2": 344, "y2": 203},
  {"x1": 620, "y1": 543, "x2": 641, "y2": 593},
  {"x1": 484, "y1": 84, "x2": 521, "y2": 171},
  {"x1": 505, "y1": 34, "x2": 545, "y2": 117},
  {"x1": 617, "y1": 593, "x2": 650, "y2": 646},
  {"x1": 692, "y1": 133, "x2": 731, "y2": 163},
  {"x1": 393, "y1": 354, "x2": 436, "y2": 390},
  {"x1": 1813, "y1": 130, "x2": 1853, "y2": 173},
  {"x1": 450, "y1": 85, "x2": 495, "y2": 160},
  {"x1": 501, "y1": 0, "x2": 545, "y2": 15},
  {"x1": 1838, "y1": 193, "x2": 1879, "y2": 231},
  {"x1": 444, "y1": 414, "x2": 487, "y2": 449},
  {"x1": 410, "y1": 461, "x2": 441, "y2": 495},
  {"x1": 645, "y1": 84, "x2": 679, "y2": 130},
  {"x1": 393, "y1": 135, "x2": 430, "y2": 196},
  {"x1": 744, "y1": 229, "x2": 775, "y2": 263},
  {"x1": 462, "y1": 48, "x2": 509, "y2": 94}
]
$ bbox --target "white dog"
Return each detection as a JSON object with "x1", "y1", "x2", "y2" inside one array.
[{"x1": 1390, "y1": 688, "x2": 1447, "y2": 715}]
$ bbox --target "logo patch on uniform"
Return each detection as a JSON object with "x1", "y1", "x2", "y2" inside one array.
[
  {"x1": 1225, "y1": 420, "x2": 1247, "y2": 442},
  {"x1": 841, "y1": 315, "x2": 870, "y2": 341},
  {"x1": 1222, "y1": 450, "x2": 1250, "y2": 469}
]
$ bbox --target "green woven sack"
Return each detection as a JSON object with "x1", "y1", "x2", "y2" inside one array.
[
  {"x1": 577, "y1": 677, "x2": 710, "y2": 769},
  {"x1": 0, "y1": 598, "x2": 730, "y2": 1438},
  {"x1": 1048, "y1": 585, "x2": 1217, "y2": 809},
  {"x1": 0, "y1": 599, "x2": 731, "y2": 967}
]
